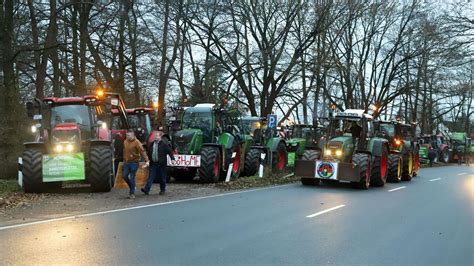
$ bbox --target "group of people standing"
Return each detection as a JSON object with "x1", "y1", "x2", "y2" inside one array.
[{"x1": 122, "y1": 129, "x2": 175, "y2": 199}]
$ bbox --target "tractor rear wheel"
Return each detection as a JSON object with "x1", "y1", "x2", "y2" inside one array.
[
  {"x1": 172, "y1": 168, "x2": 196, "y2": 182},
  {"x1": 243, "y1": 148, "x2": 261, "y2": 176},
  {"x1": 351, "y1": 153, "x2": 371, "y2": 189},
  {"x1": 199, "y1": 146, "x2": 221, "y2": 183},
  {"x1": 401, "y1": 152, "x2": 413, "y2": 181},
  {"x1": 302, "y1": 150, "x2": 321, "y2": 161},
  {"x1": 387, "y1": 154, "x2": 402, "y2": 183},
  {"x1": 22, "y1": 148, "x2": 45, "y2": 193},
  {"x1": 272, "y1": 142, "x2": 288, "y2": 171},
  {"x1": 88, "y1": 145, "x2": 114, "y2": 192},
  {"x1": 371, "y1": 146, "x2": 388, "y2": 187},
  {"x1": 301, "y1": 178, "x2": 320, "y2": 186}
]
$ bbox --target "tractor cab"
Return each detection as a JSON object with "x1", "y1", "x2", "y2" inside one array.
[
  {"x1": 126, "y1": 108, "x2": 153, "y2": 144},
  {"x1": 286, "y1": 124, "x2": 325, "y2": 157},
  {"x1": 27, "y1": 95, "x2": 114, "y2": 153},
  {"x1": 325, "y1": 109, "x2": 374, "y2": 161}
]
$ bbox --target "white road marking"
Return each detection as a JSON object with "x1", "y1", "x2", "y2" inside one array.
[
  {"x1": 429, "y1": 178, "x2": 441, "y2": 182},
  {"x1": 388, "y1": 186, "x2": 406, "y2": 192},
  {"x1": 0, "y1": 184, "x2": 295, "y2": 231},
  {"x1": 306, "y1": 204, "x2": 346, "y2": 218},
  {"x1": 457, "y1": 173, "x2": 467, "y2": 176}
]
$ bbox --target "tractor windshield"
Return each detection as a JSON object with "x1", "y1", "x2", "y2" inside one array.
[
  {"x1": 291, "y1": 127, "x2": 311, "y2": 139},
  {"x1": 51, "y1": 105, "x2": 91, "y2": 130},
  {"x1": 182, "y1": 111, "x2": 213, "y2": 133},
  {"x1": 240, "y1": 119, "x2": 261, "y2": 135},
  {"x1": 332, "y1": 119, "x2": 360, "y2": 137},
  {"x1": 380, "y1": 124, "x2": 395, "y2": 138}
]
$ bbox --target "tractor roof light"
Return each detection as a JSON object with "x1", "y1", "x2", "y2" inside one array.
[{"x1": 96, "y1": 89, "x2": 104, "y2": 97}]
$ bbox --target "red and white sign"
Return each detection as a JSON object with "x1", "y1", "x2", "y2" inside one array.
[{"x1": 167, "y1": 155, "x2": 201, "y2": 167}]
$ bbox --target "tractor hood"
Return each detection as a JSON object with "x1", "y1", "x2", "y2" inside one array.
[
  {"x1": 173, "y1": 128, "x2": 203, "y2": 155},
  {"x1": 286, "y1": 138, "x2": 306, "y2": 153},
  {"x1": 327, "y1": 136, "x2": 353, "y2": 149}
]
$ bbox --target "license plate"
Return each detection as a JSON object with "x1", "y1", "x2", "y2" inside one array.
[
  {"x1": 167, "y1": 155, "x2": 201, "y2": 167},
  {"x1": 315, "y1": 161, "x2": 338, "y2": 180}
]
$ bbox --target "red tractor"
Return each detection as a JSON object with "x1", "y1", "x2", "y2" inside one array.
[{"x1": 22, "y1": 93, "x2": 127, "y2": 193}]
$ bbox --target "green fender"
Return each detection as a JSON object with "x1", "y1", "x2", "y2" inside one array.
[{"x1": 367, "y1": 137, "x2": 389, "y2": 157}]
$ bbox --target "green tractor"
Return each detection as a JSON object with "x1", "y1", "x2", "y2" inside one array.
[
  {"x1": 296, "y1": 109, "x2": 390, "y2": 189},
  {"x1": 285, "y1": 124, "x2": 325, "y2": 166},
  {"x1": 22, "y1": 93, "x2": 126, "y2": 193},
  {"x1": 375, "y1": 121, "x2": 420, "y2": 182},
  {"x1": 169, "y1": 104, "x2": 245, "y2": 183},
  {"x1": 450, "y1": 132, "x2": 471, "y2": 163},
  {"x1": 239, "y1": 117, "x2": 288, "y2": 176}
]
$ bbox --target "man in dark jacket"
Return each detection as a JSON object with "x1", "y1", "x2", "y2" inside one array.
[
  {"x1": 141, "y1": 131, "x2": 175, "y2": 195},
  {"x1": 428, "y1": 147, "x2": 437, "y2": 167}
]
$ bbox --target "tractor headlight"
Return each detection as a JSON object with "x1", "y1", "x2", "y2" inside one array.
[
  {"x1": 395, "y1": 139, "x2": 401, "y2": 146},
  {"x1": 101, "y1": 122, "x2": 107, "y2": 129},
  {"x1": 31, "y1": 125, "x2": 37, "y2": 133},
  {"x1": 66, "y1": 144, "x2": 74, "y2": 152},
  {"x1": 335, "y1": 149, "x2": 343, "y2": 156},
  {"x1": 55, "y1": 144, "x2": 63, "y2": 153},
  {"x1": 325, "y1": 150, "x2": 332, "y2": 156}
]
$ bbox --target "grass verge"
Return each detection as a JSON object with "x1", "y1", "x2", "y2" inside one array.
[{"x1": 216, "y1": 171, "x2": 299, "y2": 191}]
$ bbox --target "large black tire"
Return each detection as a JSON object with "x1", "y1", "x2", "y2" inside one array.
[
  {"x1": 88, "y1": 145, "x2": 114, "y2": 192},
  {"x1": 371, "y1": 146, "x2": 388, "y2": 187},
  {"x1": 22, "y1": 148, "x2": 45, "y2": 193},
  {"x1": 242, "y1": 148, "x2": 261, "y2": 176},
  {"x1": 199, "y1": 146, "x2": 221, "y2": 183},
  {"x1": 401, "y1": 152, "x2": 412, "y2": 181},
  {"x1": 440, "y1": 149, "x2": 450, "y2": 163},
  {"x1": 272, "y1": 141, "x2": 288, "y2": 171},
  {"x1": 301, "y1": 177, "x2": 320, "y2": 186},
  {"x1": 172, "y1": 168, "x2": 196, "y2": 182},
  {"x1": 351, "y1": 153, "x2": 371, "y2": 189},
  {"x1": 302, "y1": 150, "x2": 321, "y2": 161},
  {"x1": 387, "y1": 153, "x2": 402, "y2": 183}
]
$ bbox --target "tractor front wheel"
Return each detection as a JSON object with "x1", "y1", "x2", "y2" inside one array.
[
  {"x1": 371, "y1": 146, "x2": 388, "y2": 187},
  {"x1": 387, "y1": 154, "x2": 402, "y2": 183},
  {"x1": 88, "y1": 145, "x2": 114, "y2": 192},
  {"x1": 199, "y1": 146, "x2": 221, "y2": 183},
  {"x1": 243, "y1": 148, "x2": 261, "y2": 176},
  {"x1": 351, "y1": 153, "x2": 371, "y2": 189},
  {"x1": 22, "y1": 148, "x2": 45, "y2": 193},
  {"x1": 401, "y1": 152, "x2": 413, "y2": 181}
]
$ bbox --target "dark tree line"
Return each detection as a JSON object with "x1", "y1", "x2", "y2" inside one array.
[{"x1": 0, "y1": 0, "x2": 472, "y2": 178}]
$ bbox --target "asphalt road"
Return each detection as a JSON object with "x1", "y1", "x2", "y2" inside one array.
[{"x1": 1, "y1": 165, "x2": 473, "y2": 265}]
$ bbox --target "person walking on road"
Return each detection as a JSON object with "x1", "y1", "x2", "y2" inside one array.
[
  {"x1": 142, "y1": 131, "x2": 175, "y2": 195},
  {"x1": 428, "y1": 147, "x2": 437, "y2": 167},
  {"x1": 123, "y1": 130, "x2": 149, "y2": 199}
]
